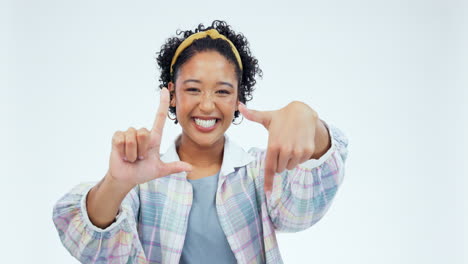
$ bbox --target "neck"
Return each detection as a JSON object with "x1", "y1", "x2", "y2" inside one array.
[{"x1": 176, "y1": 134, "x2": 224, "y2": 168}]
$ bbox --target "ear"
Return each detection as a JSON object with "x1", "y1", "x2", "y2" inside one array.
[
  {"x1": 235, "y1": 95, "x2": 241, "y2": 111},
  {"x1": 168, "y1": 82, "x2": 176, "y2": 107}
]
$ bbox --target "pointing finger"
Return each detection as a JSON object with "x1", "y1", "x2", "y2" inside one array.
[
  {"x1": 264, "y1": 145, "x2": 278, "y2": 194},
  {"x1": 238, "y1": 102, "x2": 272, "y2": 129},
  {"x1": 150, "y1": 88, "x2": 170, "y2": 147}
]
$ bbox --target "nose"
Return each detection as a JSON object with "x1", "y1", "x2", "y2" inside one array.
[{"x1": 199, "y1": 92, "x2": 215, "y2": 113}]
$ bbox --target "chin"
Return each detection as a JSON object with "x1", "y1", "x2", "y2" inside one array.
[{"x1": 190, "y1": 132, "x2": 225, "y2": 148}]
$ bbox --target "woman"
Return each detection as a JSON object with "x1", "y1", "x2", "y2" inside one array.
[{"x1": 53, "y1": 20, "x2": 349, "y2": 264}]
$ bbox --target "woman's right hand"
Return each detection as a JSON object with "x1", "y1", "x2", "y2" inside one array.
[{"x1": 107, "y1": 87, "x2": 192, "y2": 188}]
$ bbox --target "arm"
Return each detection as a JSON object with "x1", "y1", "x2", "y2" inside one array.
[
  {"x1": 87, "y1": 172, "x2": 136, "y2": 228},
  {"x1": 52, "y1": 88, "x2": 190, "y2": 263},
  {"x1": 52, "y1": 180, "x2": 146, "y2": 263},
  {"x1": 310, "y1": 118, "x2": 332, "y2": 160},
  {"x1": 250, "y1": 122, "x2": 348, "y2": 232}
]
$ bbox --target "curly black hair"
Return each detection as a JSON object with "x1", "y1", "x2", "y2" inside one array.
[{"x1": 156, "y1": 20, "x2": 263, "y2": 123}]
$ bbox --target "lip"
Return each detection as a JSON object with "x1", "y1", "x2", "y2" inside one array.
[
  {"x1": 192, "y1": 116, "x2": 220, "y2": 120},
  {"x1": 192, "y1": 117, "x2": 220, "y2": 132}
]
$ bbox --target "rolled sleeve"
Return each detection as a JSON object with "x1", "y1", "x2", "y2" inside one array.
[
  {"x1": 250, "y1": 122, "x2": 349, "y2": 232},
  {"x1": 52, "y1": 183, "x2": 146, "y2": 263}
]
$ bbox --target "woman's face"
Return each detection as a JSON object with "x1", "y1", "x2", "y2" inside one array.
[{"x1": 168, "y1": 51, "x2": 239, "y2": 148}]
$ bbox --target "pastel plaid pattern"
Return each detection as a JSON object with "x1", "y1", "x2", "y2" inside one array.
[{"x1": 53, "y1": 123, "x2": 348, "y2": 264}]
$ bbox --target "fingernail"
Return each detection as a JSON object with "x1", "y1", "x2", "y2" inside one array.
[
  {"x1": 265, "y1": 191, "x2": 272, "y2": 200},
  {"x1": 123, "y1": 157, "x2": 128, "y2": 161},
  {"x1": 138, "y1": 156, "x2": 144, "y2": 160}
]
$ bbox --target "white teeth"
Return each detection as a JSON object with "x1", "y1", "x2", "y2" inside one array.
[{"x1": 194, "y1": 118, "x2": 217, "y2": 128}]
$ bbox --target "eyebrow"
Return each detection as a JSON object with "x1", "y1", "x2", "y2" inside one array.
[{"x1": 183, "y1": 79, "x2": 234, "y2": 89}]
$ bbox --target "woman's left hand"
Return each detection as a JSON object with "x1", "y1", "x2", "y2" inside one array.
[{"x1": 238, "y1": 101, "x2": 330, "y2": 195}]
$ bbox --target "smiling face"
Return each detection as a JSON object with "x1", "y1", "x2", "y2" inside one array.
[{"x1": 168, "y1": 51, "x2": 239, "y2": 148}]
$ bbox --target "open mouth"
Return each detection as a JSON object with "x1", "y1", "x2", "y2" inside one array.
[
  {"x1": 194, "y1": 118, "x2": 218, "y2": 127},
  {"x1": 192, "y1": 117, "x2": 220, "y2": 132}
]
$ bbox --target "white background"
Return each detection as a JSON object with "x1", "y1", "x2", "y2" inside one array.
[{"x1": 1, "y1": 0, "x2": 466, "y2": 263}]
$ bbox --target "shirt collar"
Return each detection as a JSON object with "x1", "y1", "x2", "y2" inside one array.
[{"x1": 160, "y1": 134, "x2": 255, "y2": 181}]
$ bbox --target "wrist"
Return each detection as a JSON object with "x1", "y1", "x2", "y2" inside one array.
[
  {"x1": 311, "y1": 119, "x2": 331, "y2": 159},
  {"x1": 103, "y1": 171, "x2": 136, "y2": 195}
]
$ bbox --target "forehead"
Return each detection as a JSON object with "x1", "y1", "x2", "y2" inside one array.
[{"x1": 175, "y1": 51, "x2": 238, "y2": 86}]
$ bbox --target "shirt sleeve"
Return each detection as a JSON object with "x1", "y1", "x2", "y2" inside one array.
[
  {"x1": 52, "y1": 182, "x2": 147, "y2": 263},
  {"x1": 248, "y1": 121, "x2": 349, "y2": 232}
]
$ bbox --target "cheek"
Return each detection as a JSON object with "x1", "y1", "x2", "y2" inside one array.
[
  {"x1": 224, "y1": 94, "x2": 237, "y2": 106},
  {"x1": 221, "y1": 98, "x2": 237, "y2": 117},
  {"x1": 175, "y1": 95, "x2": 193, "y2": 113}
]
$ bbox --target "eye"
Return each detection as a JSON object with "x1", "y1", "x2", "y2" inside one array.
[
  {"x1": 186, "y1": 88, "x2": 200, "y2": 92},
  {"x1": 216, "y1": 90, "x2": 231, "y2": 95}
]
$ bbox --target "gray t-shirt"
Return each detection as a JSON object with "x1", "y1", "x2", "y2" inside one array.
[{"x1": 179, "y1": 172, "x2": 237, "y2": 264}]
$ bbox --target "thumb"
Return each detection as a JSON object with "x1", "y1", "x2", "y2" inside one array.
[
  {"x1": 160, "y1": 161, "x2": 193, "y2": 176},
  {"x1": 238, "y1": 102, "x2": 272, "y2": 128}
]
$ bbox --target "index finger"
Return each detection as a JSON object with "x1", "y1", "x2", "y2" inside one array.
[
  {"x1": 152, "y1": 87, "x2": 170, "y2": 135},
  {"x1": 264, "y1": 146, "x2": 278, "y2": 194}
]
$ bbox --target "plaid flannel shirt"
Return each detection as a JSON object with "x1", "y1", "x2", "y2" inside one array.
[{"x1": 53, "y1": 122, "x2": 348, "y2": 263}]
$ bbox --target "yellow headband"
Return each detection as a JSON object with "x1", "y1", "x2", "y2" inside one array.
[{"x1": 170, "y1": 29, "x2": 243, "y2": 75}]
